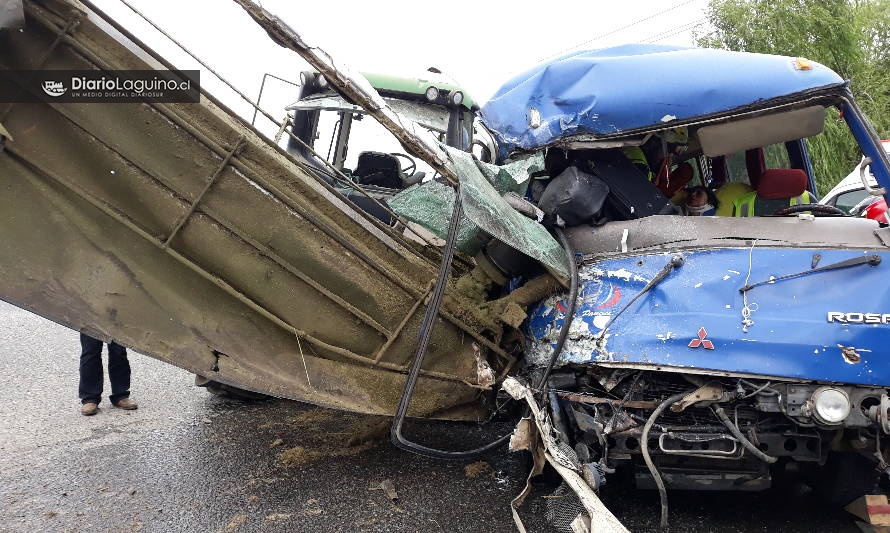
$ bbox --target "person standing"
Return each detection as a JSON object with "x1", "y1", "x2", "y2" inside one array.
[{"x1": 79, "y1": 333, "x2": 138, "y2": 416}]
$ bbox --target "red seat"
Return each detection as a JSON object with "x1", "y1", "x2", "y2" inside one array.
[
  {"x1": 756, "y1": 168, "x2": 808, "y2": 199},
  {"x1": 732, "y1": 168, "x2": 813, "y2": 216}
]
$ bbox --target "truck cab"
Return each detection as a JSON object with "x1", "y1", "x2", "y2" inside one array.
[{"x1": 284, "y1": 70, "x2": 494, "y2": 222}]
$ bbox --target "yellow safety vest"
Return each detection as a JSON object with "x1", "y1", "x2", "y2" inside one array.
[
  {"x1": 622, "y1": 146, "x2": 654, "y2": 181},
  {"x1": 732, "y1": 190, "x2": 813, "y2": 217},
  {"x1": 715, "y1": 182, "x2": 754, "y2": 217}
]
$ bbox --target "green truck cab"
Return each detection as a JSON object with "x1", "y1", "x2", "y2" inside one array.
[{"x1": 284, "y1": 70, "x2": 494, "y2": 222}]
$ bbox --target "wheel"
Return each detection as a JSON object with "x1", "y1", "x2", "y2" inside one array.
[
  {"x1": 194, "y1": 374, "x2": 271, "y2": 401},
  {"x1": 809, "y1": 452, "x2": 880, "y2": 506},
  {"x1": 773, "y1": 203, "x2": 848, "y2": 216},
  {"x1": 389, "y1": 152, "x2": 417, "y2": 176}
]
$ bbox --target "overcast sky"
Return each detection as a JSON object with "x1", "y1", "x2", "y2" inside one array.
[{"x1": 89, "y1": 0, "x2": 711, "y2": 137}]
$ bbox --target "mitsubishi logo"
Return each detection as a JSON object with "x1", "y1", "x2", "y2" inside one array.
[{"x1": 688, "y1": 327, "x2": 714, "y2": 350}]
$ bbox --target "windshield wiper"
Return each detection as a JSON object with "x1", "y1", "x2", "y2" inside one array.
[
  {"x1": 739, "y1": 254, "x2": 881, "y2": 293},
  {"x1": 596, "y1": 255, "x2": 685, "y2": 342}
]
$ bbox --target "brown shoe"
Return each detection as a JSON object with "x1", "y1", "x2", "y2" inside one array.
[
  {"x1": 113, "y1": 398, "x2": 138, "y2": 410},
  {"x1": 80, "y1": 402, "x2": 99, "y2": 416}
]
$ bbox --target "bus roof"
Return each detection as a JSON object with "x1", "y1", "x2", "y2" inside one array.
[{"x1": 480, "y1": 44, "x2": 845, "y2": 159}]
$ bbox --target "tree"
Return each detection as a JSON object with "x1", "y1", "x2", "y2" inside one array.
[{"x1": 697, "y1": 0, "x2": 890, "y2": 193}]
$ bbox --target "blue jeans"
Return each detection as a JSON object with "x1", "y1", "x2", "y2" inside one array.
[{"x1": 78, "y1": 333, "x2": 131, "y2": 404}]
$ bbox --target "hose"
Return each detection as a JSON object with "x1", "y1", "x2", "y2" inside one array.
[
  {"x1": 641, "y1": 391, "x2": 690, "y2": 530},
  {"x1": 391, "y1": 189, "x2": 508, "y2": 459},
  {"x1": 390, "y1": 191, "x2": 580, "y2": 459},
  {"x1": 713, "y1": 406, "x2": 777, "y2": 464},
  {"x1": 641, "y1": 396, "x2": 779, "y2": 529}
]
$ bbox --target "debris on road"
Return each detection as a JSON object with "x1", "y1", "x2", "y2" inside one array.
[
  {"x1": 846, "y1": 494, "x2": 890, "y2": 527},
  {"x1": 219, "y1": 513, "x2": 248, "y2": 533},
  {"x1": 278, "y1": 446, "x2": 322, "y2": 467},
  {"x1": 304, "y1": 499, "x2": 324, "y2": 516},
  {"x1": 369, "y1": 479, "x2": 399, "y2": 502},
  {"x1": 464, "y1": 461, "x2": 493, "y2": 479},
  {"x1": 264, "y1": 513, "x2": 292, "y2": 523}
]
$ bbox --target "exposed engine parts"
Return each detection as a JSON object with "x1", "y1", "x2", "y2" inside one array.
[
  {"x1": 545, "y1": 369, "x2": 890, "y2": 466},
  {"x1": 515, "y1": 367, "x2": 890, "y2": 529},
  {"x1": 866, "y1": 394, "x2": 890, "y2": 434}
]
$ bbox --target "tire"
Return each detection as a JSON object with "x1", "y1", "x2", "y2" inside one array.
[{"x1": 194, "y1": 374, "x2": 271, "y2": 401}]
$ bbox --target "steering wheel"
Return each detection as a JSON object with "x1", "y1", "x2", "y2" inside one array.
[
  {"x1": 773, "y1": 203, "x2": 848, "y2": 217},
  {"x1": 390, "y1": 152, "x2": 417, "y2": 176}
]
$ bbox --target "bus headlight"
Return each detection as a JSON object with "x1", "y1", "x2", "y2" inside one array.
[{"x1": 811, "y1": 387, "x2": 851, "y2": 424}]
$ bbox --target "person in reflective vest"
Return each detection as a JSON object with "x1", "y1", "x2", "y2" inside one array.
[
  {"x1": 731, "y1": 168, "x2": 815, "y2": 216},
  {"x1": 622, "y1": 146, "x2": 653, "y2": 180},
  {"x1": 622, "y1": 129, "x2": 692, "y2": 196}
]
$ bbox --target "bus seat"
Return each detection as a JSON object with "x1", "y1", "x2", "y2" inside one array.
[
  {"x1": 732, "y1": 168, "x2": 813, "y2": 216},
  {"x1": 715, "y1": 182, "x2": 753, "y2": 216}
]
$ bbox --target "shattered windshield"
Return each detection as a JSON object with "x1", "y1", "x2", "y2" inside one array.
[
  {"x1": 389, "y1": 148, "x2": 570, "y2": 279},
  {"x1": 289, "y1": 93, "x2": 450, "y2": 133}
]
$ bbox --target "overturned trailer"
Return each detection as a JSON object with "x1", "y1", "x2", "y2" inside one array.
[
  {"x1": 0, "y1": 0, "x2": 541, "y2": 421},
  {"x1": 4, "y1": 0, "x2": 890, "y2": 530}
]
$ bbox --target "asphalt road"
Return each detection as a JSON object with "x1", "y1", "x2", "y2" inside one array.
[{"x1": 0, "y1": 301, "x2": 867, "y2": 532}]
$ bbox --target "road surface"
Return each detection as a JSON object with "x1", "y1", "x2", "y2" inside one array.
[{"x1": 0, "y1": 301, "x2": 863, "y2": 532}]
